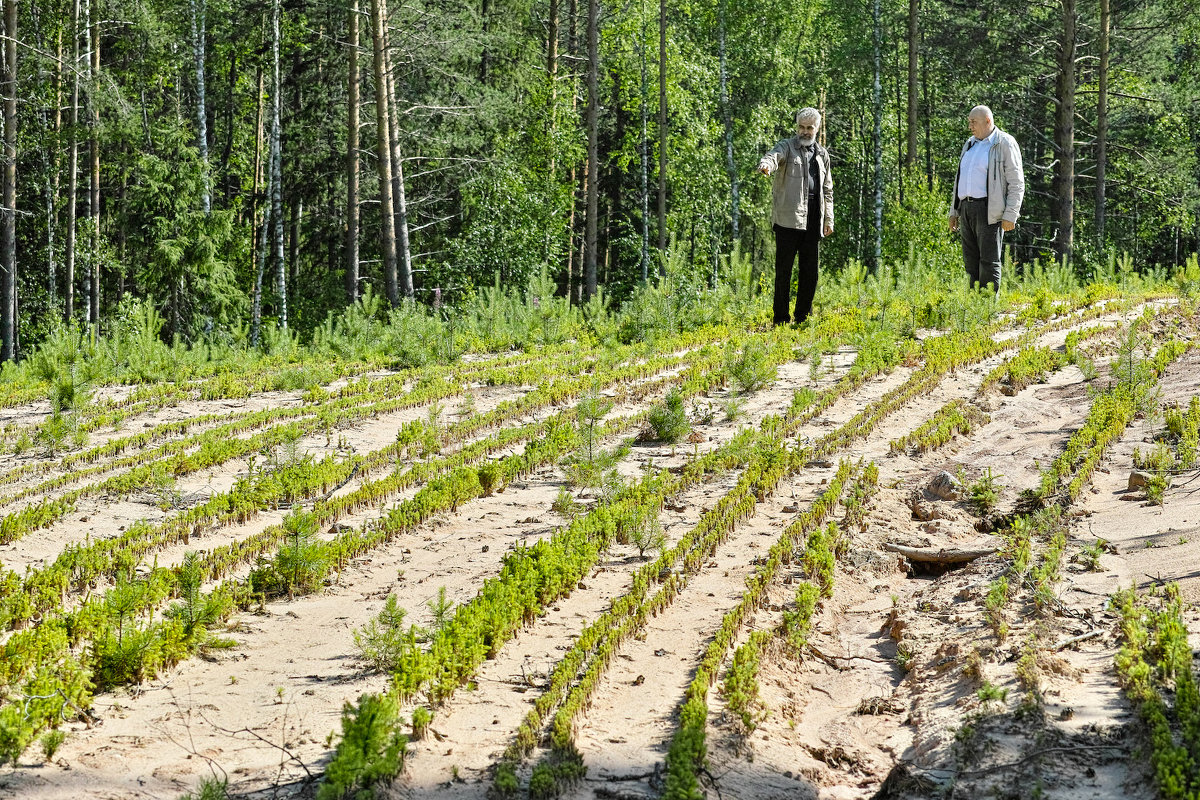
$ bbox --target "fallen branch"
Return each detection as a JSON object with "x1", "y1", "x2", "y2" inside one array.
[
  {"x1": 958, "y1": 744, "x2": 1123, "y2": 777},
  {"x1": 1054, "y1": 629, "x2": 1104, "y2": 651},
  {"x1": 807, "y1": 642, "x2": 892, "y2": 665},
  {"x1": 884, "y1": 542, "x2": 996, "y2": 564}
]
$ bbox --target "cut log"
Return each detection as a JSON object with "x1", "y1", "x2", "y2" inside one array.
[{"x1": 883, "y1": 542, "x2": 995, "y2": 564}]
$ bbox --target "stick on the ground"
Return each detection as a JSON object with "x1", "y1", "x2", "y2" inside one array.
[
  {"x1": 883, "y1": 542, "x2": 996, "y2": 564},
  {"x1": 958, "y1": 744, "x2": 1123, "y2": 777},
  {"x1": 1054, "y1": 629, "x2": 1104, "y2": 650}
]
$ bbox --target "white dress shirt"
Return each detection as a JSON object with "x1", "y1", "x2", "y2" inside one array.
[{"x1": 957, "y1": 129, "x2": 996, "y2": 200}]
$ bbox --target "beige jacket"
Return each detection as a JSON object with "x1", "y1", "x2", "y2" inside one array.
[
  {"x1": 758, "y1": 137, "x2": 834, "y2": 234},
  {"x1": 948, "y1": 127, "x2": 1025, "y2": 226}
]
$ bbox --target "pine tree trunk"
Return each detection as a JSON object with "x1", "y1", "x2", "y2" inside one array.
[
  {"x1": 546, "y1": 0, "x2": 558, "y2": 268},
  {"x1": 345, "y1": 0, "x2": 360, "y2": 304},
  {"x1": 270, "y1": 0, "x2": 286, "y2": 329},
  {"x1": 369, "y1": 0, "x2": 398, "y2": 306},
  {"x1": 251, "y1": 67, "x2": 264, "y2": 344},
  {"x1": 189, "y1": 0, "x2": 210, "y2": 214},
  {"x1": 252, "y1": 152, "x2": 270, "y2": 347},
  {"x1": 87, "y1": 0, "x2": 100, "y2": 330},
  {"x1": 480, "y1": 0, "x2": 490, "y2": 83},
  {"x1": 717, "y1": 0, "x2": 738, "y2": 243},
  {"x1": 1095, "y1": 0, "x2": 1109, "y2": 254},
  {"x1": 566, "y1": 0, "x2": 578, "y2": 302},
  {"x1": 49, "y1": 26, "x2": 62, "y2": 309},
  {"x1": 1, "y1": 0, "x2": 17, "y2": 361},
  {"x1": 64, "y1": 0, "x2": 79, "y2": 322},
  {"x1": 905, "y1": 0, "x2": 918, "y2": 167},
  {"x1": 638, "y1": 0, "x2": 649, "y2": 283},
  {"x1": 1054, "y1": 0, "x2": 1076, "y2": 263},
  {"x1": 583, "y1": 0, "x2": 599, "y2": 299},
  {"x1": 871, "y1": 0, "x2": 883, "y2": 273},
  {"x1": 656, "y1": 0, "x2": 666, "y2": 268}
]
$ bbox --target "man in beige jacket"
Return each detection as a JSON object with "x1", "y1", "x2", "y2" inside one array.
[
  {"x1": 948, "y1": 105, "x2": 1024, "y2": 293},
  {"x1": 758, "y1": 107, "x2": 834, "y2": 325}
]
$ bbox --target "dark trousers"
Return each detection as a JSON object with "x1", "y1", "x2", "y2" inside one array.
[
  {"x1": 773, "y1": 213, "x2": 820, "y2": 324},
  {"x1": 959, "y1": 198, "x2": 1003, "y2": 292}
]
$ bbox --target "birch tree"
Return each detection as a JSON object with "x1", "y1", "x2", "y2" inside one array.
[{"x1": 1, "y1": 0, "x2": 16, "y2": 360}]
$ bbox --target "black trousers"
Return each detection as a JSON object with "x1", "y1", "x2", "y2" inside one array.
[
  {"x1": 773, "y1": 211, "x2": 820, "y2": 325},
  {"x1": 959, "y1": 197, "x2": 1003, "y2": 292}
]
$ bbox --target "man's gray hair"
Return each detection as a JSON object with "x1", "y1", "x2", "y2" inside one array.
[{"x1": 795, "y1": 107, "x2": 822, "y2": 128}]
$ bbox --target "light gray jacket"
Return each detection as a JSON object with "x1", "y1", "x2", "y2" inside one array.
[
  {"x1": 758, "y1": 137, "x2": 834, "y2": 234},
  {"x1": 948, "y1": 127, "x2": 1025, "y2": 226}
]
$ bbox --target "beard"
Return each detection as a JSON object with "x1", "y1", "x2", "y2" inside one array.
[{"x1": 796, "y1": 133, "x2": 817, "y2": 146}]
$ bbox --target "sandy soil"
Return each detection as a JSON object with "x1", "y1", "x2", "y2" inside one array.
[{"x1": 1, "y1": 305, "x2": 1196, "y2": 800}]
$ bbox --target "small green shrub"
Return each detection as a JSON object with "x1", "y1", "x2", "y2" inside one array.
[
  {"x1": 968, "y1": 467, "x2": 1002, "y2": 515},
  {"x1": 39, "y1": 728, "x2": 66, "y2": 762},
  {"x1": 353, "y1": 596, "x2": 413, "y2": 673},
  {"x1": 644, "y1": 390, "x2": 690, "y2": 443},
  {"x1": 249, "y1": 511, "x2": 330, "y2": 598},
  {"x1": 550, "y1": 487, "x2": 583, "y2": 519},
  {"x1": 478, "y1": 461, "x2": 502, "y2": 496},
  {"x1": 180, "y1": 776, "x2": 230, "y2": 800},
  {"x1": 411, "y1": 706, "x2": 433, "y2": 740},
  {"x1": 491, "y1": 761, "x2": 519, "y2": 798},
  {"x1": 724, "y1": 339, "x2": 775, "y2": 394},
  {"x1": 318, "y1": 693, "x2": 408, "y2": 800}
]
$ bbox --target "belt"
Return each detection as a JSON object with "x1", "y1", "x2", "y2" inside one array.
[{"x1": 959, "y1": 196, "x2": 986, "y2": 203}]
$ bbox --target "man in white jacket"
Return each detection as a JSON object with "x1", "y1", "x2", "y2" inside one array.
[
  {"x1": 758, "y1": 107, "x2": 834, "y2": 325},
  {"x1": 948, "y1": 105, "x2": 1025, "y2": 294}
]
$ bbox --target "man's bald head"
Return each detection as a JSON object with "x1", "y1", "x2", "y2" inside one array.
[{"x1": 968, "y1": 106, "x2": 996, "y2": 139}]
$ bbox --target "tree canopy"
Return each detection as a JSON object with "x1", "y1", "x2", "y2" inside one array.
[{"x1": 0, "y1": 0, "x2": 1196, "y2": 354}]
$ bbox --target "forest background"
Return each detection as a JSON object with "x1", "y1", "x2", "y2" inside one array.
[{"x1": 0, "y1": 0, "x2": 1197, "y2": 358}]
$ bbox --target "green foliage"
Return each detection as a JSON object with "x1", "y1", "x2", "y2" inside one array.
[
  {"x1": 318, "y1": 693, "x2": 408, "y2": 800},
  {"x1": 550, "y1": 487, "x2": 583, "y2": 519},
  {"x1": 723, "y1": 338, "x2": 775, "y2": 395},
  {"x1": 410, "y1": 706, "x2": 433, "y2": 741},
  {"x1": 179, "y1": 776, "x2": 230, "y2": 800},
  {"x1": 353, "y1": 596, "x2": 412, "y2": 673},
  {"x1": 249, "y1": 511, "x2": 331, "y2": 598},
  {"x1": 783, "y1": 582, "x2": 821, "y2": 653},
  {"x1": 644, "y1": 390, "x2": 691, "y2": 443},
  {"x1": 722, "y1": 632, "x2": 769, "y2": 733},
  {"x1": 490, "y1": 761, "x2": 519, "y2": 798},
  {"x1": 167, "y1": 551, "x2": 233, "y2": 650},
  {"x1": 478, "y1": 461, "x2": 502, "y2": 496},
  {"x1": 39, "y1": 728, "x2": 66, "y2": 762},
  {"x1": 968, "y1": 467, "x2": 1002, "y2": 515}
]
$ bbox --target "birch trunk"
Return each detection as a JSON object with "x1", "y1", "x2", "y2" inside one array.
[
  {"x1": 189, "y1": 0, "x2": 210, "y2": 214},
  {"x1": 384, "y1": 50, "x2": 412, "y2": 299},
  {"x1": 1, "y1": 0, "x2": 17, "y2": 361}
]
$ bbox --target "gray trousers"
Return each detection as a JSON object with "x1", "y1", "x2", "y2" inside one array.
[{"x1": 959, "y1": 198, "x2": 1002, "y2": 291}]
